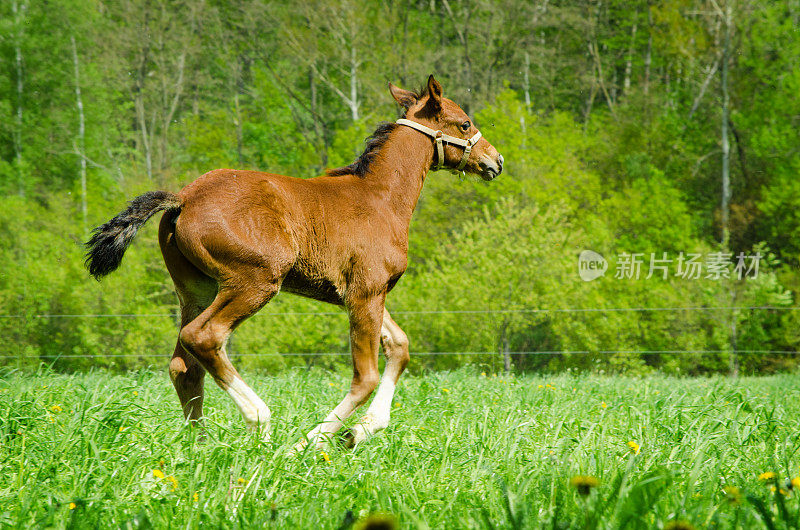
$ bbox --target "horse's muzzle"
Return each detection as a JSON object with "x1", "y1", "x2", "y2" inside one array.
[{"x1": 480, "y1": 154, "x2": 504, "y2": 181}]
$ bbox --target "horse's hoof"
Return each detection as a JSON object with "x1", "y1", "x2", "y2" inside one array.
[
  {"x1": 340, "y1": 429, "x2": 356, "y2": 449},
  {"x1": 287, "y1": 439, "x2": 309, "y2": 457}
]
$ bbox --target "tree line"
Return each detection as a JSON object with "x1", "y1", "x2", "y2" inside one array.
[{"x1": 1, "y1": 0, "x2": 798, "y2": 374}]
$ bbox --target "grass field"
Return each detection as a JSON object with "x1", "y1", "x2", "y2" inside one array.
[{"x1": 1, "y1": 366, "x2": 799, "y2": 529}]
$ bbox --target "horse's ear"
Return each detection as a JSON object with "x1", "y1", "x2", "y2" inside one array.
[
  {"x1": 426, "y1": 75, "x2": 443, "y2": 112},
  {"x1": 389, "y1": 82, "x2": 416, "y2": 110}
]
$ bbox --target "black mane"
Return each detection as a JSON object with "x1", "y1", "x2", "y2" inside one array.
[
  {"x1": 326, "y1": 122, "x2": 398, "y2": 177},
  {"x1": 325, "y1": 86, "x2": 429, "y2": 178}
]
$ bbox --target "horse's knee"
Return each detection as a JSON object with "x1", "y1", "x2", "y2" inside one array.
[
  {"x1": 351, "y1": 372, "x2": 380, "y2": 404},
  {"x1": 381, "y1": 327, "x2": 410, "y2": 369}
]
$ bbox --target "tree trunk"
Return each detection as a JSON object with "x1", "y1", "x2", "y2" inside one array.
[
  {"x1": 720, "y1": 3, "x2": 732, "y2": 247},
  {"x1": 71, "y1": 36, "x2": 88, "y2": 234},
  {"x1": 523, "y1": 51, "x2": 531, "y2": 112},
  {"x1": 521, "y1": 52, "x2": 531, "y2": 145},
  {"x1": 729, "y1": 287, "x2": 738, "y2": 378},
  {"x1": 687, "y1": 56, "x2": 720, "y2": 119},
  {"x1": 643, "y1": 4, "x2": 652, "y2": 96},
  {"x1": 502, "y1": 325, "x2": 511, "y2": 374},
  {"x1": 349, "y1": 43, "x2": 359, "y2": 122},
  {"x1": 12, "y1": 0, "x2": 27, "y2": 197},
  {"x1": 623, "y1": 22, "x2": 637, "y2": 94}
]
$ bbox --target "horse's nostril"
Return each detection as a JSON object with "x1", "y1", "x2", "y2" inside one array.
[{"x1": 497, "y1": 154, "x2": 504, "y2": 172}]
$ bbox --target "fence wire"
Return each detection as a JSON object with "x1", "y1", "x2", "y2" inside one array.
[
  {"x1": 0, "y1": 305, "x2": 797, "y2": 319},
  {"x1": 1, "y1": 306, "x2": 797, "y2": 359},
  {"x1": 6, "y1": 349, "x2": 796, "y2": 360}
]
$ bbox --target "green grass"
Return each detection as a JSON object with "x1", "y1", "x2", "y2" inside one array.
[{"x1": 0, "y1": 366, "x2": 798, "y2": 529}]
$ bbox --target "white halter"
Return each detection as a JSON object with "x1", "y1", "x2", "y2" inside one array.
[{"x1": 396, "y1": 118, "x2": 482, "y2": 172}]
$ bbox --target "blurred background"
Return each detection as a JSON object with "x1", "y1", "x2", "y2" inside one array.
[{"x1": 0, "y1": 0, "x2": 798, "y2": 375}]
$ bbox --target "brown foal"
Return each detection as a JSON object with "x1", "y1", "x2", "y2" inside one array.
[{"x1": 85, "y1": 75, "x2": 503, "y2": 450}]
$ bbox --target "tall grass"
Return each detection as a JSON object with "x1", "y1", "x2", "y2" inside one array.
[{"x1": 1, "y1": 366, "x2": 798, "y2": 528}]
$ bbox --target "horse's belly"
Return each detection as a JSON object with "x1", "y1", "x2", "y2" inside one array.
[{"x1": 281, "y1": 269, "x2": 344, "y2": 306}]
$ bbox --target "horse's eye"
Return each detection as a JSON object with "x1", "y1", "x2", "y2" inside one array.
[{"x1": 461, "y1": 121, "x2": 471, "y2": 132}]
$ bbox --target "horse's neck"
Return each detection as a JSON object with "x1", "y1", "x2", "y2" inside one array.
[{"x1": 364, "y1": 126, "x2": 434, "y2": 227}]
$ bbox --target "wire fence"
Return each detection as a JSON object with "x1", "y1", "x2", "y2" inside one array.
[
  {"x1": 1, "y1": 305, "x2": 797, "y2": 359},
  {"x1": 1, "y1": 305, "x2": 798, "y2": 319},
  {"x1": 11, "y1": 349, "x2": 799, "y2": 359}
]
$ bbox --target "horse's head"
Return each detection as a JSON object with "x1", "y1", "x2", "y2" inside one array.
[{"x1": 389, "y1": 75, "x2": 504, "y2": 181}]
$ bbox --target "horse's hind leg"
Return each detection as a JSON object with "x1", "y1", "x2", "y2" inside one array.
[
  {"x1": 348, "y1": 308, "x2": 410, "y2": 445},
  {"x1": 170, "y1": 285, "x2": 215, "y2": 423},
  {"x1": 178, "y1": 280, "x2": 277, "y2": 441},
  {"x1": 160, "y1": 214, "x2": 217, "y2": 424}
]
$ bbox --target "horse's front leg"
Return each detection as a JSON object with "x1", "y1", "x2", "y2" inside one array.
[
  {"x1": 347, "y1": 308, "x2": 410, "y2": 446},
  {"x1": 292, "y1": 294, "x2": 384, "y2": 452}
]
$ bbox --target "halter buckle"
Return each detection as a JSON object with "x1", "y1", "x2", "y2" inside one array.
[{"x1": 433, "y1": 131, "x2": 444, "y2": 170}]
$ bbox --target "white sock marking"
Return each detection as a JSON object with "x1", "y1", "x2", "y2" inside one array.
[{"x1": 225, "y1": 378, "x2": 271, "y2": 437}]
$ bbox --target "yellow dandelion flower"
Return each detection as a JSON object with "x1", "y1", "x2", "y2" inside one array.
[
  {"x1": 723, "y1": 485, "x2": 742, "y2": 504},
  {"x1": 538, "y1": 384, "x2": 544, "y2": 389},
  {"x1": 570, "y1": 475, "x2": 599, "y2": 496},
  {"x1": 321, "y1": 451, "x2": 331, "y2": 463},
  {"x1": 600, "y1": 401, "x2": 608, "y2": 409},
  {"x1": 792, "y1": 477, "x2": 800, "y2": 490},
  {"x1": 442, "y1": 388, "x2": 450, "y2": 393},
  {"x1": 152, "y1": 469, "x2": 165, "y2": 479},
  {"x1": 480, "y1": 372, "x2": 486, "y2": 377},
  {"x1": 133, "y1": 391, "x2": 138, "y2": 397},
  {"x1": 50, "y1": 405, "x2": 63, "y2": 413},
  {"x1": 193, "y1": 492, "x2": 199, "y2": 502},
  {"x1": 627, "y1": 441, "x2": 640, "y2": 455},
  {"x1": 759, "y1": 471, "x2": 777, "y2": 482},
  {"x1": 549, "y1": 450, "x2": 555, "y2": 455},
  {"x1": 237, "y1": 477, "x2": 246, "y2": 484},
  {"x1": 166, "y1": 476, "x2": 178, "y2": 491},
  {"x1": 393, "y1": 402, "x2": 401, "y2": 408},
  {"x1": 770, "y1": 486, "x2": 777, "y2": 493},
  {"x1": 68, "y1": 502, "x2": 76, "y2": 510}
]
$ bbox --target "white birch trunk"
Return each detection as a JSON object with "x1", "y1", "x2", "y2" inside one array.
[
  {"x1": 720, "y1": 3, "x2": 731, "y2": 247},
  {"x1": 623, "y1": 23, "x2": 637, "y2": 94},
  {"x1": 349, "y1": 43, "x2": 359, "y2": 122},
  {"x1": 12, "y1": 0, "x2": 28, "y2": 196},
  {"x1": 71, "y1": 37, "x2": 88, "y2": 233}
]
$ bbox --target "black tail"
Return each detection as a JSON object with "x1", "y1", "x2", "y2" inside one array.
[{"x1": 85, "y1": 190, "x2": 182, "y2": 280}]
